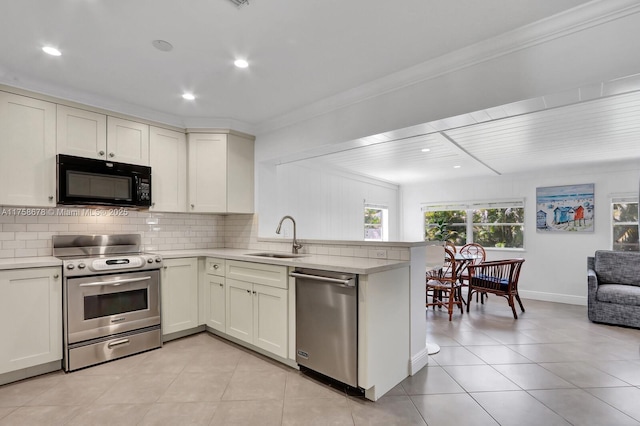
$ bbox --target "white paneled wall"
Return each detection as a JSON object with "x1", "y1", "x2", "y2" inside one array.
[
  {"x1": 0, "y1": 206, "x2": 224, "y2": 258},
  {"x1": 266, "y1": 162, "x2": 399, "y2": 241}
]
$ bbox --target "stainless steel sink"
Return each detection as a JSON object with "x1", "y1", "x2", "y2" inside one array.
[{"x1": 247, "y1": 252, "x2": 305, "y2": 259}]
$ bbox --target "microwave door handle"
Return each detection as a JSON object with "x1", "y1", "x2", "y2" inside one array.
[{"x1": 79, "y1": 276, "x2": 152, "y2": 287}]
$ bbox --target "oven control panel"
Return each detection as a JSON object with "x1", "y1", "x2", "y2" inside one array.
[{"x1": 62, "y1": 255, "x2": 162, "y2": 276}]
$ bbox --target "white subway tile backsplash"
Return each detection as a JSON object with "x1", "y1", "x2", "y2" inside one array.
[{"x1": 3, "y1": 224, "x2": 26, "y2": 232}]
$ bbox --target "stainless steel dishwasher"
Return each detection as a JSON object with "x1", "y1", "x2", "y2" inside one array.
[{"x1": 291, "y1": 268, "x2": 358, "y2": 387}]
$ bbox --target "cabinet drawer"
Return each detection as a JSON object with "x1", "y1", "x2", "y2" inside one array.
[
  {"x1": 205, "y1": 258, "x2": 225, "y2": 276},
  {"x1": 226, "y1": 261, "x2": 288, "y2": 289}
]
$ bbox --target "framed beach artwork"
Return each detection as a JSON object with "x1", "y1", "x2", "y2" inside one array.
[{"x1": 536, "y1": 183, "x2": 594, "y2": 232}]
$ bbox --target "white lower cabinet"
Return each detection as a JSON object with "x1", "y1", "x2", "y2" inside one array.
[
  {"x1": 0, "y1": 267, "x2": 62, "y2": 375},
  {"x1": 225, "y1": 261, "x2": 288, "y2": 358},
  {"x1": 161, "y1": 258, "x2": 199, "y2": 336},
  {"x1": 203, "y1": 258, "x2": 226, "y2": 333}
]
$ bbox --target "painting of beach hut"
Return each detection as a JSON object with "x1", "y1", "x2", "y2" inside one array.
[{"x1": 536, "y1": 183, "x2": 594, "y2": 232}]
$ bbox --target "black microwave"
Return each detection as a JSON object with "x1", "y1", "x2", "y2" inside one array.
[{"x1": 57, "y1": 154, "x2": 152, "y2": 208}]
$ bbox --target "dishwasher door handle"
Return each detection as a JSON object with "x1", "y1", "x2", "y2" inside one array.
[{"x1": 289, "y1": 272, "x2": 355, "y2": 287}]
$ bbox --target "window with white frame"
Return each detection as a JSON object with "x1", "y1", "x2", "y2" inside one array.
[
  {"x1": 423, "y1": 200, "x2": 525, "y2": 249},
  {"x1": 612, "y1": 195, "x2": 639, "y2": 252},
  {"x1": 364, "y1": 204, "x2": 388, "y2": 241}
]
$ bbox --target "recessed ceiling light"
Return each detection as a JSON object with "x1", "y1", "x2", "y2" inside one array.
[
  {"x1": 152, "y1": 40, "x2": 173, "y2": 52},
  {"x1": 234, "y1": 59, "x2": 249, "y2": 68},
  {"x1": 453, "y1": 165, "x2": 461, "y2": 169},
  {"x1": 182, "y1": 93, "x2": 195, "y2": 100},
  {"x1": 421, "y1": 148, "x2": 430, "y2": 152},
  {"x1": 42, "y1": 46, "x2": 61, "y2": 56}
]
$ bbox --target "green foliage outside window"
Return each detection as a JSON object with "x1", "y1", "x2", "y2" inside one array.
[
  {"x1": 613, "y1": 202, "x2": 639, "y2": 252},
  {"x1": 424, "y1": 210, "x2": 466, "y2": 245},
  {"x1": 472, "y1": 207, "x2": 524, "y2": 248},
  {"x1": 424, "y1": 206, "x2": 524, "y2": 249}
]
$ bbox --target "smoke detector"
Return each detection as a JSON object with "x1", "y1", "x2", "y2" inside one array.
[{"x1": 229, "y1": 0, "x2": 249, "y2": 7}]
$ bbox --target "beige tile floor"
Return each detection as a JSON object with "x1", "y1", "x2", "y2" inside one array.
[{"x1": 1, "y1": 297, "x2": 640, "y2": 425}]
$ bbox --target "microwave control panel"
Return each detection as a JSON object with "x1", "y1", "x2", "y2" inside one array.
[{"x1": 136, "y1": 177, "x2": 151, "y2": 202}]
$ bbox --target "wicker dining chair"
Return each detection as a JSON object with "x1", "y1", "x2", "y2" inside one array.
[
  {"x1": 466, "y1": 258, "x2": 525, "y2": 319},
  {"x1": 458, "y1": 243, "x2": 486, "y2": 302},
  {"x1": 426, "y1": 248, "x2": 463, "y2": 321}
]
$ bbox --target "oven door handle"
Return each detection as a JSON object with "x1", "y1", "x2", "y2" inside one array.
[{"x1": 79, "y1": 276, "x2": 152, "y2": 287}]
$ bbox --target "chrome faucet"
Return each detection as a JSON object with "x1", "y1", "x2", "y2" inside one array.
[{"x1": 276, "y1": 215, "x2": 303, "y2": 254}]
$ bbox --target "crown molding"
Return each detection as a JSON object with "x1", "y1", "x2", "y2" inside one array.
[{"x1": 256, "y1": 0, "x2": 640, "y2": 135}]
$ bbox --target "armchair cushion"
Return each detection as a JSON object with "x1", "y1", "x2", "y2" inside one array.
[
  {"x1": 597, "y1": 284, "x2": 640, "y2": 306},
  {"x1": 594, "y1": 250, "x2": 640, "y2": 286}
]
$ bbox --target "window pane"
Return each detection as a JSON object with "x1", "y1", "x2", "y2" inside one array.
[
  {"x1": 613, "y1": 203, "x2": 639, "y2": 223},
  {"x1": 472, "y1": 207, "x2": 524, "y2": 224},
  {"x1": 473, "y1": 225, "x2": 524, "y2": 248},
  {"x1": 425, "y1": 210, "x2": 466, "y2": 243},
  {"x1": 365, "y1": 207, "x2": 384, "y2": 241},
  {"x1": 613, "y1": 225, "x2": 639, "y2": 251},
  {"x1": 612, "y1": 202, "x2": 639, "y2": 252}
]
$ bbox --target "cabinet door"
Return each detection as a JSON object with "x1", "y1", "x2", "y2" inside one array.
[
  {"x1": 161, "y1": 258, "x2": 199, "y2": 336},
  {"x1": 187, "y1": 133, "x2": 227, "y2": 212},
  {"x1": 149, "y1": 126, "x2": 187, "y2": 212},
  {"x1": 0, "y1": 92, "x2": 56, "y2": 207},
  {"x1": 106, "y1": 116, "x2": 149, "y2": 165},
  {"x1": 227, "y1": 134, "x2": 255, "y2": 213},
  {"x1": 56, "y1": 105, "x2": 107, "y2": 159},
  {"x1": 253, "y1": 284, "x2": 288, "y2": 358},
  {"x1": 0, "y1": 267, "x2": 62, "y2": 374},
  {"x1": 204, "y1": 274, "x2": 226, "y2": 332},
  {"x1": 225, "y1": 278, "x2": 253, "y2": 344}
]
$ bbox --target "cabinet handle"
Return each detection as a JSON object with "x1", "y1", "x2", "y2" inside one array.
[
  {"x1": 253, "y1": 290, "x2": 257, "y2": 295},
  {"x1": 246, "y1": 289, "x2": 251, "y2": 293},
  {"x1": 99, "y1": 150, "x2": 105, "y2": 156},
  {"x1": 163, "y1": 266, "x2": 167, "y2": 269},
  {"x1": 109, "y1": 152, "x2": 115, "y2": 158},
  {"x1": 213, "y1": 264, "x2": 219, "y2": 270},
  {"x1": 219, "y1": 283, "x2": 223, "y2": 287},
  {"x1": 191, "y1": 204, "x2": 195, "y2": 208},
  {"x1": 48, "y1": 195, "x2": 54, "y2": 201},
  {"x1": 53, "y1": 274, "x2": 59, "y2": 279}
]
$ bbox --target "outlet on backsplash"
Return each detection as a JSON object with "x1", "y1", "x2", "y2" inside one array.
[{"x1": 374, "y1": 250, "x2": 387, "y2": 259}]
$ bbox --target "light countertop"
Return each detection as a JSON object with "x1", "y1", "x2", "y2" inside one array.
[
  {"x1": 152, "y1": 248, "x2": 409, "y2": 274},
  {"x1": 0, "y1": 256, "x2": 62, "y2": 271},
  {"x1": 0, "y1": 249, "x2": 409, "y2": 275}
]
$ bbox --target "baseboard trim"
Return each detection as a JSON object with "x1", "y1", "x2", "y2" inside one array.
[
  {"x1": 0, "y1": 360, "x2": 62, "y2": 386},
  {"x1": 519, "y1": 290, "x2": 587, "y2": 306},
  {"x1": 409, "y1": 347, "x2": 429, "y2": 375}
]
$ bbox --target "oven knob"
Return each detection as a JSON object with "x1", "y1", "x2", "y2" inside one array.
[
  {"x1": 78, "y1": 263, "x2": 86, "y2": 269},
  {"x1": 147, "y1": 258, "x2": 154, "y2": 264},
  {"x1": 155, "y1": 257, "x2": 162, "y2": 263},
  {"x1": 66, "y1": 264, "x2": 75, "y2": 270}
]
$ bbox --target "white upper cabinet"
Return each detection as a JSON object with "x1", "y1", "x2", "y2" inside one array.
[
  {"x1": 187, "y1": 132, "x2": 254, "y2": 213},
  {"x1": 106, "y1": 116, "x2": 150, "y2": 166},
  {"x1": 57, "y1": 105, "x2": 149, "y2": 166},
  {"x1": 0, "y1": 91, "x2": 56, "y2": 207},
  {"x1": 149, "y1": 126, "x2": 187, "y2": 212},
  {"x1": 56, "y1": 105, "x2": 107, "y2": 159}
]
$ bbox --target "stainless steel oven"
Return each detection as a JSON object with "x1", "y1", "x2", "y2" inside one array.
[{"x1": 54, "y1": 234, "x2": 162, "y2": 372}]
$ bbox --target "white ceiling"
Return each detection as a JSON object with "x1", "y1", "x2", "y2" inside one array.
[
  {"x1": 2, "y1": 0, "x2": 639, "y2": 186},
  {"x1": 0, "y1": 0, "x2": 590, "y2": 128},
  {"x1": 302, "y1": 79, "x2": 640, "y2": 184}
]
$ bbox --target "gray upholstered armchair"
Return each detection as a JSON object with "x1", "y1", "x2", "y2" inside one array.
[{"x1": 587, "y1": 250, "x2": 640, "y2": 328}]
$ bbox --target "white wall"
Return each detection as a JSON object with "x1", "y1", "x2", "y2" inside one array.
[
  {"x1": 263, "y1": 162, "x2": 399, "y2": 241},
  {"x1": 401, "y1": 161, "x2": 640, "y2": 305}
]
